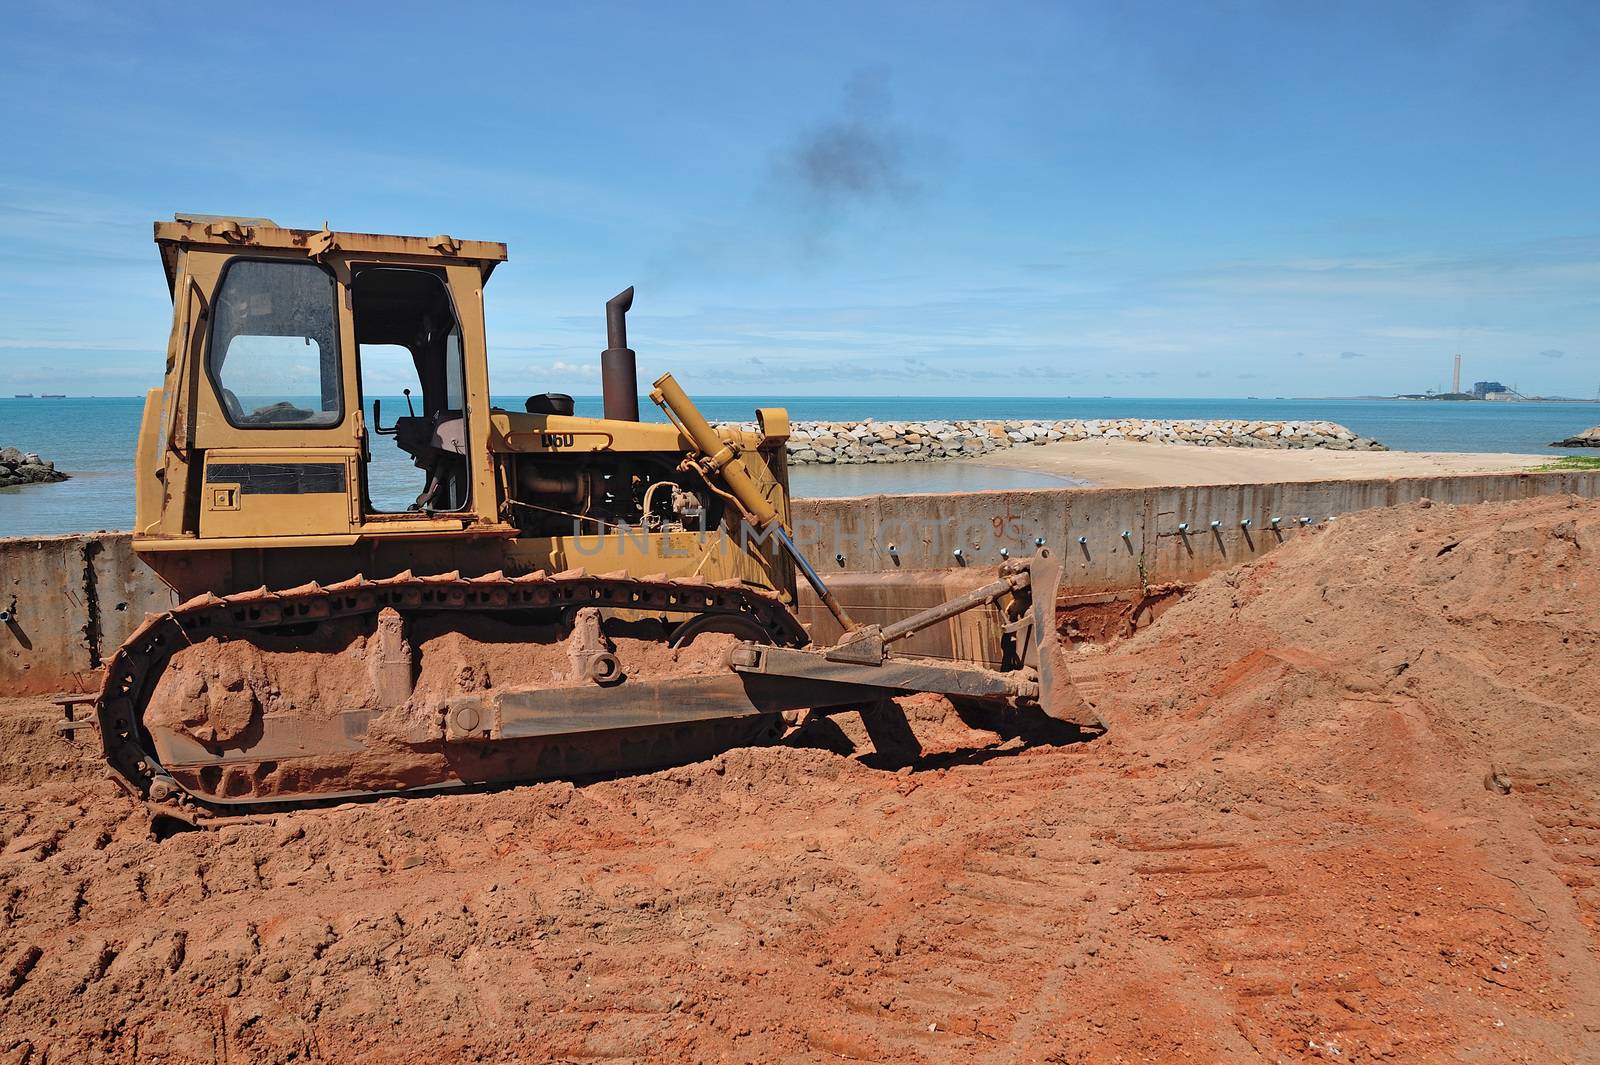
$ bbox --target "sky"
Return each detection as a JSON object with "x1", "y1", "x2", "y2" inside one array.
[{"x1": 3, "y1": 0, "x2": 1598, "y2": 398}]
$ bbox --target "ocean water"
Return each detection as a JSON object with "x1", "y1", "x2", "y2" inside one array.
[{"x1": 1, "y1": 394, "x2": 1594, "y2": 538}]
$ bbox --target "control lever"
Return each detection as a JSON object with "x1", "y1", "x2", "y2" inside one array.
[{"x1": 372, "y1": 389, "x2": 415, "y2": 436}]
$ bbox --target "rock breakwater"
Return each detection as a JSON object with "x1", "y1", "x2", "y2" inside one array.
[
  {"x1": 767, "y1": 418, "x2": 1386, "y2": 465},
  {"x1": 1551, "y1": 426, "x2": 1600, "y2": 448},
  {"x1": 0, "y1": 446, "x2": 67, "y2": 487}
]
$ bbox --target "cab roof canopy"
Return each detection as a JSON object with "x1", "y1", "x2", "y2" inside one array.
[{"x1": 153, "y1": 213, "x2": 508, "y2": 294}]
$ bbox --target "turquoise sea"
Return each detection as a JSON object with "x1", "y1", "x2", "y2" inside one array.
[{"x1": 1, "y1": 394, "x2": 1595, "y2": 538}]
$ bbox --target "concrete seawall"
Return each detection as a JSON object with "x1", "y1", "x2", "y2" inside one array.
[
  {"x1": 4, "y1": 468, "x2": 1596, "y2": 694},
  {"x1": 787, "y1": 469, "x2": 1600, "y2": 648},
  {"x1": 0, "y1": 533, "x2": 175, "y2": 695}
]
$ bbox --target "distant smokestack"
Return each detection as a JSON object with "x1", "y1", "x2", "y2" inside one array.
[
  {"x1": 601, "y1": 287, "x2": 639, "y2": 421},
  {"x1": 1453, "y1": 353, "x2": 1461, "y2": 394}
]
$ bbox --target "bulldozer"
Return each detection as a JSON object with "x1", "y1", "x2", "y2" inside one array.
[{"x1": 96, "y1": 214, "x2": 1082, "y2": 823}]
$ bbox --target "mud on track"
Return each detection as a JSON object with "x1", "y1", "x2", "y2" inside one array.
[{"x1": 3, "y1": 496, "x2": 1599, "y2": 1063}]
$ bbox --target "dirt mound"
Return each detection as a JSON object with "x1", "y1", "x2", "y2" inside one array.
[
  {"x1": 2, "y1": 496, "x2": 1599, "y2": 1063},
  {"x1": 1086, "y1": 493, "x2": 1600, "y2": 757},
  {"x1": 1066, "y1": 494, "x2": 1600, "y2": 1055}
]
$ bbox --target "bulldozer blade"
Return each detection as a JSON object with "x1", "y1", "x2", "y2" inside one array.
[
  {"x1": 726, "y1": 551, "x2": 1099, "y2": 725},
  {"x1": 1026, "y1": 550, "x2": 1103, "y2": 727}
]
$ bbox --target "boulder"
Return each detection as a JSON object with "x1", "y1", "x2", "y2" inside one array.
[
  {"x1": 0, "y1": 447, "x2": 67, "y2": 486},
  {"x1": 1551, "y1": 426, "x2": 1600, "y2": 448}
]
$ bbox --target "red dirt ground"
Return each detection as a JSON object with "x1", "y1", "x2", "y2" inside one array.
[{"x1": 2, "y1": 495, "x2": 1599, "y2": 1063}]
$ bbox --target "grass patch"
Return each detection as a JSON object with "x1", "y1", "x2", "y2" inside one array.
[{"x1": 1533, "y1": 454, "x2": 1600, "y2": 471}]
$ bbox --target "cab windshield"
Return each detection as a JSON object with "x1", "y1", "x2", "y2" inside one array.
[{"x1": 208, "y1": 259, "x2": 342, "y2": 428}]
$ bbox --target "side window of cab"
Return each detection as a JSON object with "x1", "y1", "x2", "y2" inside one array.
[{"x1": 208, "y1": 259, "x2": 342, "y2": 428}]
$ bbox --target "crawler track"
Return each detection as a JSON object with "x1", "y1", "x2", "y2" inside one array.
[{"x1": 95, "y1": 568, "x2": 807, "y2": 820}]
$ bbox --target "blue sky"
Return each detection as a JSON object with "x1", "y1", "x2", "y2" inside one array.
[{"x1": 3, "y1": 0, "x2": 1598, "y2": 397}]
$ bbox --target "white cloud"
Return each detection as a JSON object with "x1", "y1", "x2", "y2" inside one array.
[{"x1": 542, "y1": 360, "x2": 598, "y2": 377}]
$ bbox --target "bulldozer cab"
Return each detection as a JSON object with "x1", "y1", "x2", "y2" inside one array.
[{"x1": 137, "y1": 215, "x2": 511, "y2": 546}]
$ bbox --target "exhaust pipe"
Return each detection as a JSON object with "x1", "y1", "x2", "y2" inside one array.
[{"x1": 600, "y1": 286, "x2": 639, "y2": 421}]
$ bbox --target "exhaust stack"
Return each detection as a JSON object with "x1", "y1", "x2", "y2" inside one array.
[{"x1": 601, "y1": 286, "x2": 639, "y2": 421}]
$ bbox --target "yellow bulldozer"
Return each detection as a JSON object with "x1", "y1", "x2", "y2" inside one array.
[{"x1": 96, "y1": 214, "x2": 1080, "y2": 822}]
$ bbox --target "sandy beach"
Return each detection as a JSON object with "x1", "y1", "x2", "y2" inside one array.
[{"x1": 973, "y1": 437, "x2": 1550, "y2": 487}]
